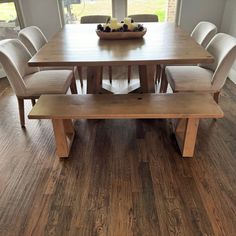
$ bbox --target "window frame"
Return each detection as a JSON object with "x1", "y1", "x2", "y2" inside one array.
[
  {"x1": 58, "y1": 0, "x2": 114, "y2": 25},
  {"x1": 57, "y1": 0, "x2": 180, "y2": 25},
  {"x1": 0, "y1": 0, "x2": 25, "y2": 28}
]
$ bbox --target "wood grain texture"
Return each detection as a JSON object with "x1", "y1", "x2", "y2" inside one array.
[
  {"x1": 28, "y1": 93, "x2": 223, "y2": 120},
  {"x1": 51, "y1": 119, "x2": 75, "y2": 157},
  {"x1": 0, "y1": 70, "x2": 235, "y2": 235},
  {"x1": 28, "y1": 23, "x2": 214, "y2": 95},
  {"x1": 28, "y1": 23, "x2": 214, "y2": 67},
  {"x1": 28, "y1": 93, "x2": 223, "y2": 158}
]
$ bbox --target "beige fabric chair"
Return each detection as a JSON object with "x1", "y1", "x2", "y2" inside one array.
[
  {"x1": 158, "y1": 21, "x2": 217, "y2": 85},
  {"x1": 163, "y1": 33, "x2": 236, "y2": 103},
  {"x1": 127, "y1": 14, "x2": 159, "y2": 83},
  {"x1": 128, "y1": 14, "x2": 158, "y2": 23},
  {"x1": 18, "y1": 26, "x2": 83, "y2": 87},
  {"x1": 80, "y1": 15, "x2": 110, "y2": 24},
  {"x1": 0, "y1": 39, "x2": 77, "y2": 127},
  {"x1": 191, "y1": 21, "x2": 218, "y2": 48},
  {"x1": 80, "y1": 15, "x2": 112, "y2": 83}
]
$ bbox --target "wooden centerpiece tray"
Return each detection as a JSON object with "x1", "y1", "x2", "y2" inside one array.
[{"x1": 96, "y1": 28, "x2": 147, "y2": 40}]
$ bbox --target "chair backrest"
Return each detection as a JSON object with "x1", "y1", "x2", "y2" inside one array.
[
  {"x1": 128, "y1": 14, "x2": 159, "y2": 22},
  {"x1": 201, "y1": 33, "x2": 236, "y2": 90},
  {"x1": 18, "y1": 26, "x2": 48, "y2": 55},
  {"x1": 80, "y1": 15, "x2": 110, "y2": 24},
  {"x1": 191, "y1": 21, "x2": 217, "y2": 48},
  {"x1": 0, "y1": 39, "x2": 39, "y2": 96}
]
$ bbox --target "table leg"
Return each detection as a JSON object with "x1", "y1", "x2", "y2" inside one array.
[
  {"x1": 52, "y1": 119, "x2": 75, "y2": 158},
  {"x1": 87, "y1": 66, "x2": 103, "y2": 94},
  {"x1": 174, "y1": 118, "x2": 199, "y2": 157},
  {"x1": 138, "y1": 65, "x2": 156, "y2": 93},
  {"x1": 87, "y1": 66, "x2": 113, "y2": 94}
]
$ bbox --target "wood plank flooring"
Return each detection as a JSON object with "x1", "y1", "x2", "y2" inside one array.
[{"x1": 0, "y1": 66, "x2": 235, "y2": 236}]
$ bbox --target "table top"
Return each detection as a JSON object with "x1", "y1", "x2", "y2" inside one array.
[{"x1": 29, "y1": 22, "x2": 214, "y2": 67}]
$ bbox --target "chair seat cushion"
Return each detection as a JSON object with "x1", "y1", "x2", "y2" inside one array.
[
  {"x1": 165, "y1": 66, "x2": 214, "y2": 92},
  {"x1": 24, "y1": 70, "x2": 73, "y2": 97}
]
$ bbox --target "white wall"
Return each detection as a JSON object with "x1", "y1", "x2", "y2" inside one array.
[
  {"x1": 18, "y1": 0, "x2": 126, "y2": 39},
  {"x1": 178, "y1": 0, "x2": 226, "y2": 33},
  {"x1": 112, "y1": 0, "x2": 126, "y2": 20},
  {"x1": 221, "y1": 0, "x2": 236, "y2": 83},
  {"x1": 0, "y1": 0, "x2": 62, "y2": 78},
  {"x1": 19, "y1": 0, "x2": 62, "y2": 39}
]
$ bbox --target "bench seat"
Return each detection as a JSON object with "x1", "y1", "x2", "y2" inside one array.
[{"x1": 28, "y1": 93, "x2": 224, "y2": 158}]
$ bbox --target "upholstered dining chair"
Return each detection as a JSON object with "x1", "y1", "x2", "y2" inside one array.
[
  {"x1": 80, "y1": 15, "x2": 112, "y2": 84},
  {"x1": 80, "y1": 15, "x2": 110, "y2": 24},
  {"x1": 191, "y1": 21, "x2": 218, "y2": 48},
  {"x1": 128, "y1": 14, "x2": 158, "y2": 23},
  {"x1": 0, "y1": 39, "x2": 77, "y2": 127},
  {"x1": 162, "y1": 33, "x2": 236, "y2": 103},
  {"x1": 18, "y1": 26, "x2": 83, "y2": 87},
  {"x1": 157, "y1": 21, "x2": 217, "y2": 85},
  {"x1": 127, "y1": 14, "x2": 159, "y2": 83}
]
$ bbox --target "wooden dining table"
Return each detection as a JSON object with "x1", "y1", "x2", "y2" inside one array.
[{"x1": 28, "y1": 22, "x2": 214, "y2": 94}]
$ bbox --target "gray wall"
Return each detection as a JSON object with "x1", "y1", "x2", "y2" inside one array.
[
  {"x1": 0, "y1": 0, "x2": 62, "y2": 77},
  {"x1": 178, "y1": 0, "x2": 226, "y2": 33},
  {"x1": 19, "y1": 0, "x2": 62, "y2": 39},
  {"x1": 18, "y1": 0, "x2": 127, "y2": 39},
  {"x1": 221, "y1": 0, "x2": 236, "y2": 83}
]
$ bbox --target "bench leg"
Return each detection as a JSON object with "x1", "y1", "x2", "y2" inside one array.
[
  {"x1": 52, "y1": 119, "x2": 75, "y2": 158},
  {"x1": 174, "y1": 118, "x2": 199, "y2": 157}
]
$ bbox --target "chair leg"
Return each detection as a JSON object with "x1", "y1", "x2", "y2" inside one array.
[
  {"x1": 128, "y1": 65, "x2": 131, "y2": 83},
  {"x1": 160, "y1": 67, "x2": 168, "y2": 93},
  {"x1": 70, "y1": 75, "x2": 78, "y2": 94},
  {"x1": 77, "y1": 66, "x2": 83, "y2": 87},
  {"x1": 100, "y1": 66, "x2": 103, "y2": 85},
  {"x1": 108, "y1": 66, "x2": 112, "y2": 84},
  {"x1": 155, "y1": 64, "x2": 161, "y2": 84},
  {"x1": 213, "y1": 92, "x2": 220, "y2": 104},
  {"x1": 31, "y1": 99, "x2": 36, "y2": 106},
  {"x1": 17, "y1": 97, "x2": 25, "y2": 127}
]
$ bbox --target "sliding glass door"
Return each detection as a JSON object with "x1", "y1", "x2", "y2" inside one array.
[
  {"x1": 0, "y1": 0, "x2": 23, "y2": 77},
  {"x1": 127, "y1": 0, "x2": 177, "y2": 22},
  {"x1": 61, "y1": 0, "x2": 112, "y2": 24},
  {"x1": 0, "y1": 0, "x2": 22, "y2": 40},
  {"x1": 59, "y1": 0, "x2": 177, "y2": 24}
]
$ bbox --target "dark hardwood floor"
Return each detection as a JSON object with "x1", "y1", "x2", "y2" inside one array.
[{"x1": 0, "y1": 67, "x2": 235, "y2": 236}]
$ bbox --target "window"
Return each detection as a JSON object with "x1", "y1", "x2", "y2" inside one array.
[
  {"x1": 61, "y1": 0, "x2": 112, "y2": 24},
  {"x1": 0, "y1": 0, "x2": 22, "y2": 40},
  {"x1": 0, "y1": 0, "x2": 23, "y2": 78},
  {"x1": 127, "y1": 0, "x2": 177, "y2": 22}
]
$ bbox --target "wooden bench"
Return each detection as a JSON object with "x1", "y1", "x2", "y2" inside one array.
[{"x1": 28, "y1": 93, "x2": 224, "y2": 158}]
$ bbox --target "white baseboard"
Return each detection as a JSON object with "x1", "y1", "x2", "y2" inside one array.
[{"x1": 229, "y1": 68, "x2": 236, "y2": 84}]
